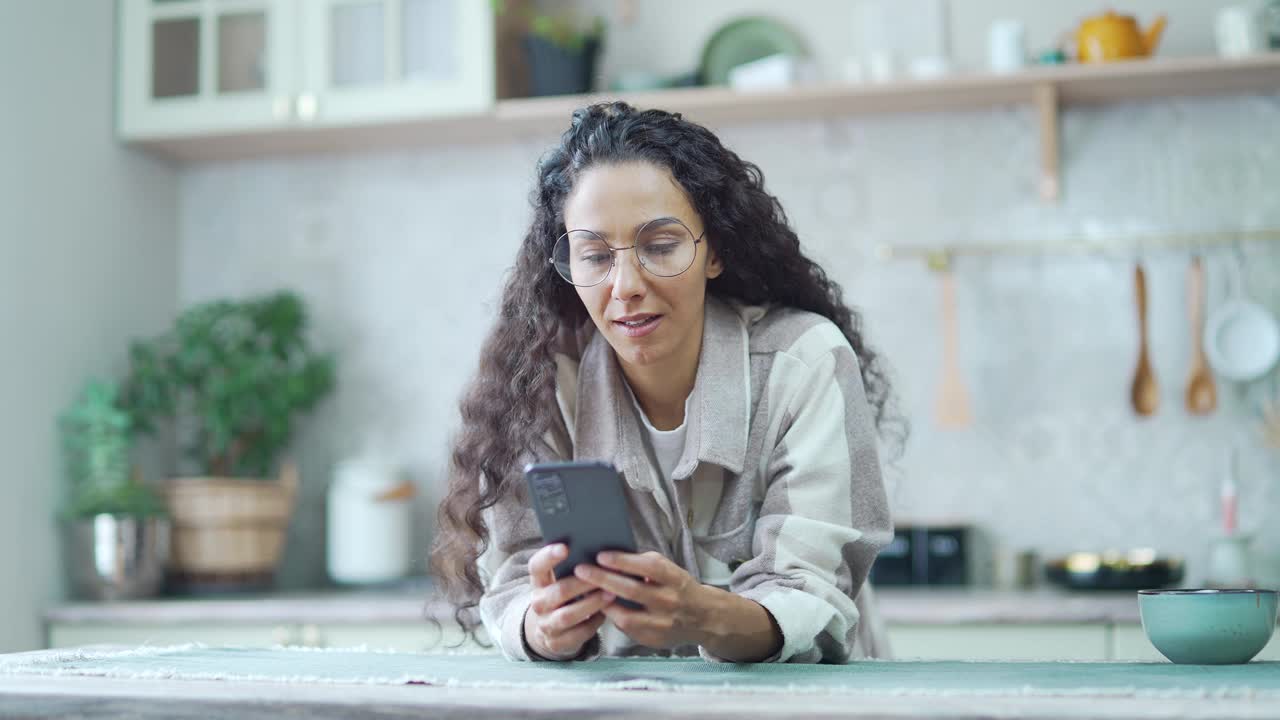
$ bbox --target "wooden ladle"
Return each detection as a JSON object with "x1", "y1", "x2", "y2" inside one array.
[
  {"x1": 1185, "y1": 256, "x2": 1217, "y2": 415},
  {"x1": 1131, "y1": 264, "x2": 1159, "y2": 416}
]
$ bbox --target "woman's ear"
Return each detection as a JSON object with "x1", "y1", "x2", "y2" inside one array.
[{"x1": 705, "y1": 243, "x2": 724, "y2": 279}]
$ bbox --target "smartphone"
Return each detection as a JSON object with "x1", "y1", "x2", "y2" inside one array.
[{"x1": 523, "y1": 460, "x2": 644, "y2": 610}]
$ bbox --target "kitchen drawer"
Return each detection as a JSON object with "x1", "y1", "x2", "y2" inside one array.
[
  {"x1": 47, "y1": 622, "x2": 295, "y2": 649},
  {"x1": 887, "y1": 623, "x2": 1109, "y2": 660},
  {"x1": 47, "y1": 620, "x2": 494, "y2": 654},
  {"x1": 1109, "y1": 624, "x2": 1164, "y2": 661},
  {"x1": 305, "y1": 621, "x2": 490, "y2": 652},
  {"x1": 1112, "y1": 624, "x2": 1280, "y2": 662}
]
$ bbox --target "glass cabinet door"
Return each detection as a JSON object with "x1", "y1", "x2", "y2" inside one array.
[
  {"x1": 119, "y1": 0, "x2": 298, "y2": 139},
  {"x1": 298, "y1": 0, "x2": 492, "y2": 125}
]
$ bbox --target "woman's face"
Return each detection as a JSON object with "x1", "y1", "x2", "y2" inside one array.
[{"x1": 561, "y1": 162, "x2": 722, "y2": 372}]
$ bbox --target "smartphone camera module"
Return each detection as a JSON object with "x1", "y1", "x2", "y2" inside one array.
[{"x1": 530, "y1": 473, "x2": 570, "y2": 516}]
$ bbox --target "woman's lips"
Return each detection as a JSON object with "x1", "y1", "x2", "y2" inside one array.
[{"x1": 613, "y1": 314, "x2": 663, "y2": 338}]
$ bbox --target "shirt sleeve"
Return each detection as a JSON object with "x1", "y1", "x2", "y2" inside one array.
[
  {"x1": 701, "y1": 342, "x2": 892, "y2": 664},
  {"x1": 477, "y1": 448, "x2": 604, "y2": 663}
]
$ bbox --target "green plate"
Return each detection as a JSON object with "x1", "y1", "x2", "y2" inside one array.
[{"x1": 699, "y1": 17, "x2": 808, "y2": 86}]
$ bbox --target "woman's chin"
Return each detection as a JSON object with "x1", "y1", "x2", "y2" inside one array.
[{"x1": 613, "y1": 341, "x2": 666, "y2": 369}]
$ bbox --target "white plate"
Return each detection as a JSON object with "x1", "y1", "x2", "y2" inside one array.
[{"x1": 1203, "y1": 300, "x2": 1280, "y2": 382}]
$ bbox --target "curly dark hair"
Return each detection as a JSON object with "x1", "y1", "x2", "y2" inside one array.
[{"x1": 430, "y1": 101, "x2": 902, "y2": 633}]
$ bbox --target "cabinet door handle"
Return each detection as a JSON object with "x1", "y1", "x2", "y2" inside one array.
[
  {"x1": 295, "y1": 93, "x2": 318, "y2": 121},
  {"x1": 300, "y1": 623, "x2": 323, "y2": 647},
  {"x1": 273, "y1": 95, "x2": 292, "y2": 120},
  {"x1": 271, "y1": 625, "x2": 293, "y2": 646}
]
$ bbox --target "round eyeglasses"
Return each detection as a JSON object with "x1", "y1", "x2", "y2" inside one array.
[{"x1": 550, "y1": 217, "x2": 705, "y2": 287}]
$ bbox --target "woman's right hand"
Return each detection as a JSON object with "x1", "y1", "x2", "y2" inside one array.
[{"x1": 523, "y1": 543, "x2": 614, "y2": 660}]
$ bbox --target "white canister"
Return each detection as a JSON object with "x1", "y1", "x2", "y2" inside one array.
[
  {"x1": 1216, "y1": 6, "x2": 1266, "y2": 57},
  {"x1": 326, "y1": 457, "x2": 416, "y2": 585},
  {"x1": 988, "y1": 19, "x2": 1027, "y2": 73},
  {"x1": 1205, "y1": 534, "x2": 1255, "y2": 588},
  {"x1": 866, "y1": 49, "x2": 898, "y2": 83}
]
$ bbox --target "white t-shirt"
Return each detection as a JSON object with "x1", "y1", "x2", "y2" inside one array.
[{"x1": 625, "y1": 383, "x2": 691, "y2": 482}]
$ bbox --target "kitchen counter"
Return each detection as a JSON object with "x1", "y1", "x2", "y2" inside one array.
[
  {"x1": 5, "y1": 671, "x2": 1272, "y2": 720},
  {"x1": 43, "y1": 584, "x2": 1144, "y2": 626},
  {"x1": 3, "y1": 645, "x2": 1278, "y2": 720}
]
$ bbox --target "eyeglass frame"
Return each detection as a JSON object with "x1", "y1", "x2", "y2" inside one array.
[{"x1": 548, "y1": 216, "x2": 707, "y2": 288}]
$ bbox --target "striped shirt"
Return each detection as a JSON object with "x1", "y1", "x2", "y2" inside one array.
[{"x1": 478, "y1": 295, "x2": 893, "y2": 663}]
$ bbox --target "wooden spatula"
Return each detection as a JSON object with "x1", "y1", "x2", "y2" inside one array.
[{"x1": 936, "y1": 263, "x2": 973, "y2": 429}]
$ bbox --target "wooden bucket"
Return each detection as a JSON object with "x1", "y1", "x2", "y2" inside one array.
[{"x1": 164, "y1": 461, "x2": 298, "y2": 589}]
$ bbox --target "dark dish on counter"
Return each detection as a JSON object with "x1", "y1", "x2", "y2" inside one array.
[{"x1": 1044, "y1": 549, "x2": 1184, "y2": 591}]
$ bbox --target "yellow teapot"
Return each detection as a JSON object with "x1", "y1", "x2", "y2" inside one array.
[{"x1": 1076, "y1": 11, "x2": 1167, "y2": 62}]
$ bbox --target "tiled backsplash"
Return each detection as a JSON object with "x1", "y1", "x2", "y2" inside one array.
[{"x1": 180, "y1": 94, "x2": 1280, "y2": 590}]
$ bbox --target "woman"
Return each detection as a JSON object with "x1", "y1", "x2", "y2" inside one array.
[{"x1": 432, "y1": 102, "x2": 901, "y2": 664}]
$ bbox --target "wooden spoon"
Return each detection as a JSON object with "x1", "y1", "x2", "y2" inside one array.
[
  {"x1": 1131, "y1": 264, "x2": 1159, "y2": 417},
  {"x1": 1185, "y1": 256, "x2": 1217, "y2": 415}
]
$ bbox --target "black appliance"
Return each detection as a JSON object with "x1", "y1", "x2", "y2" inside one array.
[{"x1": 870, "y1": 525, "x2": 972, "y2": 586}]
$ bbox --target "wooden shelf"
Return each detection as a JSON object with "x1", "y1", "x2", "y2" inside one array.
[
  {"x1": 495, "y1": 53, "x2": 1280, "y2": 127},
  {"x1": 878, "y1": 228, "x2": 1280, "y2": 271},
  {"x1": 134, "y1": 54, "x2": 1280, "y2": 199}
]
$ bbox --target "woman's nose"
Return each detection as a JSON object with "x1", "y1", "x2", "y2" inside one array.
[{"x1": 610, "y1": 248, "x2": 647, "y2": 301}]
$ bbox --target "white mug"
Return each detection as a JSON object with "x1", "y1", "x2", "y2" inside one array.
[
  {"x1": 1216, "y1": 6, "x2": 1265, "y2": 57},
  {"x1": 988, "y1": 19, "x2": 1027, "y2": 73}
]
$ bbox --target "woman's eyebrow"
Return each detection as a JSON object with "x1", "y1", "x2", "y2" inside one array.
[{"x1": 571, "y1": 216, "x2": 683, "y2": 239}]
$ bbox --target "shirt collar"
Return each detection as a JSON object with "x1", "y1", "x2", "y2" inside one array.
[{"x1": 573, "y1": 295, "x2": 750, "y2": 490}]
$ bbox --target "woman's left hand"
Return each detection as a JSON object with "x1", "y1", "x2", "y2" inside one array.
[{"x1": 574, "y1": 551, "x2": 712, "y2": 650}]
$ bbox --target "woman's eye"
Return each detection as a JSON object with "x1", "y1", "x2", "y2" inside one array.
[
  {"x1": 581, "y1": 253, "x2": 611, "y2": 265},
  {"x1": 644, "y1": 243, "x2": 678, "y2": 256}
]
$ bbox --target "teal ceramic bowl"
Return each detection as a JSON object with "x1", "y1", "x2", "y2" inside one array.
[{"x1": 1138, "y1": 589, "x2": 1278, "y2": 664}]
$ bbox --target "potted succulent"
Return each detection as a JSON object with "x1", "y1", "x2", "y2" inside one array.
[
  {"x1": 121, "y1": 291, "x2": 335, "y2": 593},
  {"x1": 60, "y1": 379, "x2": 169, "y2": 601},
  {"x1": 494, "y1": 0, "x2": 605, "y2": 96}
]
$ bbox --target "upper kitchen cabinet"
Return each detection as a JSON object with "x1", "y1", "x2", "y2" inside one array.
[
  {"x1": 298, "y1": 0, "x2": 493, "y2": 126},
  {"x1": 118, "y1": 0, "x2": 299, "y2": 138},
  {"x1": 117, "y1": 0, "x2": 494, "y2": 141}
]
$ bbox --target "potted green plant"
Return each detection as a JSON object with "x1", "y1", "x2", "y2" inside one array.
[
  {"x1": 494, "y1": 0, "x2": 605, "y2": 96},
  {"x1": 121, "y1": 290, "x2": 335, "y2": 593},
  {"x1": 60, "y1": 379, "x2": 169, "y2": 601}
]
